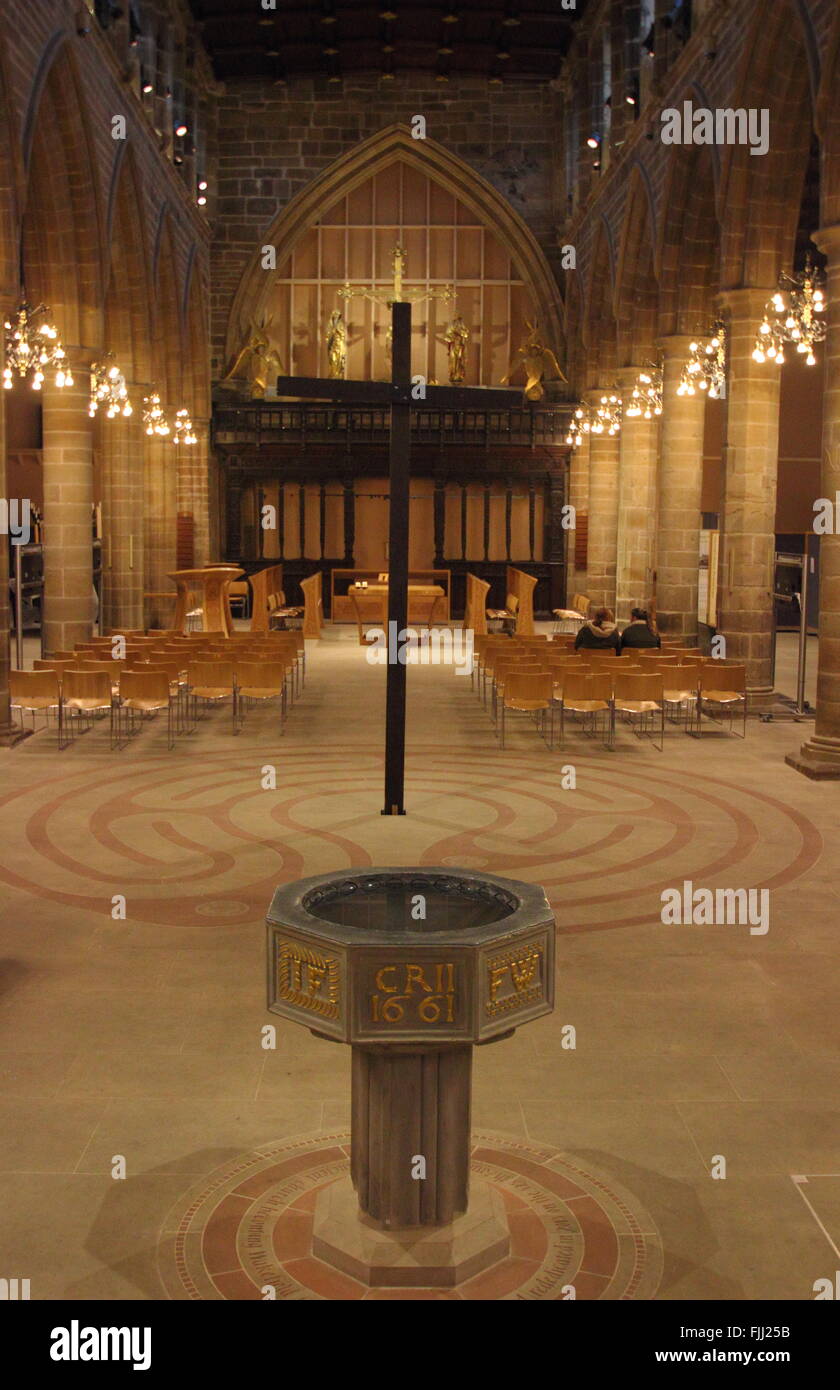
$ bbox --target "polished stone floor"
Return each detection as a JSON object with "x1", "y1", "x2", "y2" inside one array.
[{"x1": 1, "y1": 632, "x2": 838, "y2": 1299}]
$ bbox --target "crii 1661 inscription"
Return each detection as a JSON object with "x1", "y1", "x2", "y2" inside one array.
[{"x1": 362, "y1": 959, "x2": 461, "y2": 1033}]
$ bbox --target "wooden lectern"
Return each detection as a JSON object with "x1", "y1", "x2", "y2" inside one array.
[{"x1": 167, "y1": 566, "x2": 244, "y2": 635}]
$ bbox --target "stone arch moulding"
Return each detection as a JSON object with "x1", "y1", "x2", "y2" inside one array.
[
  {"x1": 224, "y1": 123, "x2": 564, "y2": 369},
  {"x1": 613, "y1": 162, "x2": 657, "y2": 315}
]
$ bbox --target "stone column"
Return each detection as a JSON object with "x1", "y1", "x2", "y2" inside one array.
[
  {"x1": 655, "y1": 335, "x2": 707, "y2": 643},
  {"x1": 143, "y1": 431, "x2": 177, "y2": 598},
  {"x1": 716, "y1": 288, "x2": 781, "y2": 708},
  {"x1": 100, "y1": 398, "x2": 145, "y2": 632},
  {"x1": 42, "y1": 359, "x2": 96, "y2": 654},
  {"x1": 788, "y1": 224, "x2": 840, "y2": 776},
  {"x1": 615, "y1": 366, "x2": 658, "y2": 622},
  {"x1": 567, "y1": 428, "x2": 590, "y2": 595},
  {"x1": 585, "y1": 389, "x2": 621, "y2": 611}
]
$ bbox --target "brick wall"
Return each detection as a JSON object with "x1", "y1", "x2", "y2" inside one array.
[{"x1": 209, "y1": 75, "x2": 563, "y2": 376}]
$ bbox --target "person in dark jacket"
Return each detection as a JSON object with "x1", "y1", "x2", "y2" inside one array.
[
  {"x1": 574, "y1": 607, "x2": 621, "y2": 652},
  {"x1": 620, "y1": 607, "x2": 661, "y2": 652}
]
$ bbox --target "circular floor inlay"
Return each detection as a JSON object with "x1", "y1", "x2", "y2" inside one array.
[
  {"x1": 194, "y1": 899, "x2": 251, "y2": 917},
  {"x1": 157, "y1": 1130, "x2": 663, "y2": 1300}
]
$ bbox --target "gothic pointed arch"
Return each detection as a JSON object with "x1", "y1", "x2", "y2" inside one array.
[
  {"x1": 21, "y1": 38, "x2": 103, "y2": 346},
  {"x1": 223, "y1": 123, "x2": 563, "y2": 372},
  {"x1": 614, "y1": 164, "x2": 659, "y2": 365}
]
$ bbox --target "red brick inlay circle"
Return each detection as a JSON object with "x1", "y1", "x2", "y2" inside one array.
[{"x1": 157, "y1": 1130, "x2": 663, "y2": 1300}]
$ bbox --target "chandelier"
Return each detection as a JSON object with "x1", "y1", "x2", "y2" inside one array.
[
  {"x1": 676, "y1": 324, "x2": 727, "y2": 399},
  {"x1": 89, "y1": 353, "x2": 132, "y2": 418},
  {"x1": 3, "y1": 299, "x2": 73, "y2": 391},
  {"x1": 625, "y1": 366, "x2": 663, "y2": 418},
  {"x1": 142, "y1": 391, "x2": 170, "y2": 436},
  {"x1": 565, "y1": 392, "x2": 622, "y2": 446},
  {"x1": 173, "y1": 408, "x2": 197, "y2": 445},
  {"x1": 752, "y1": 258, "x2": 826, "y2": 367}
]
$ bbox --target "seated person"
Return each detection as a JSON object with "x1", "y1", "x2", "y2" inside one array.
[
  {"x1": 574, "y1": 606, "x2": 620, "y2": 652},
  {"x1": 620, "y1": 606, "x2": 661, "y2": 652}
]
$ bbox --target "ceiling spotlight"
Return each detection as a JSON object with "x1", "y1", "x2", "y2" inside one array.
[
  {"x1": 489, "y1": 75, "x2": 503, "y2": 86},
  {"x1": 436, "y1": 71, "x2": 450, "y2": 83},
  {"x1": 327, "y1": 74, "x2": 342, "y2": 83},
  {"x1": 323, "y1": 45, "x2": 338, "y2": 55},
  {"x1": 174, "y1": 121, "x2": 188, "y2": 137},
  {"x1": 266, "y1": 46, "x2": 280, "y2": 57},
  {"x1": 173, "y1": 153, "x2": 183, "y2": 165},
  {"x1": 441, "y1": 7, "x2": 459, "y2": 23},
  {"x1": 626, "y1": 79, "x2": 640, "y2": 107},
  {"x1": 437, "y1": 44, "x2": 453, "y2": 54},
  {"x1": 320, "y1": 1, "x2": 337, "y2": 21},
  {"x1": 502, "y1": 5, "x2": 520, "y2": 25},
  {"x1": 197, "y1": 195, "x2": 207, "y2": 206},
  {"x1": 142, "y1": 80, "x2": 153, "y2": 94},
  {"x1": 198, "y1": 179, "x2": 208, "y2": 191},
  {"x1": 379, "y1": 6, "x2": 398, "y2": 17},
  {"x1": 643, "y1": 25, "x2": 655, "y2": 57},
  {"x1": 257, "y1": 16, "x2": 274, "y2": 27},
  {"x1": 592, "y1": 158, "x2": 601, "y2": 170},
  {"x1": 381, "y1": 43, "x2": 395, "y2": 53},
  {"x1": 586, "y1": 132, "x2": 601, "y2": 149},
  {"x1": 496, "y1": 49, "x2": 510, "y2": 60}
]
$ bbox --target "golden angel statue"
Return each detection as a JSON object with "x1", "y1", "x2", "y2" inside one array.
[
  {"x1": 218, "y1": 315, "x2": 284, "y2": 399},
  {"x1": 326, "y1": 309, "x2": 347, "y2": 379},
  {"x1": 502, "y1": 320, "x2": 567, "y2": 401},
  {"x1": 443, "y1": 314, "x2": 470, "y2": 383}
]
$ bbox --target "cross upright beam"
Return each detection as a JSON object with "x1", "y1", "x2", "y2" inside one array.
[{"x1": 275, "y1": 307, "x2": 521, "y2": 815}]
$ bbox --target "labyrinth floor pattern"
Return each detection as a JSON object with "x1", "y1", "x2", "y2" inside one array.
[{"x1": 0, "y1": 640, "x2": 839, "y2": 1299}]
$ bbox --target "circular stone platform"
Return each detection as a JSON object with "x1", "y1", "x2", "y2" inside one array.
[{"x1": 157, "y1": 1130, "x2": 664, "y2": 1300}]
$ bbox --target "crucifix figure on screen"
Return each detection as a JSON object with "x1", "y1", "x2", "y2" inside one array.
[{"x1": 275, "y1": 301, "x2": 522, "y2": 816}]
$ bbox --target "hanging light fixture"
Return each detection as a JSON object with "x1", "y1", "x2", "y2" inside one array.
[
  {"x1": 625, "y1": 365, "x2": 663, "y2": 418},
  {"x1": 173, "y1": 408, "x2": 197, "y2": 445},
  {"x1": 3, "y1": 299, "x2": 73, "y2": 391},
  {"x1": 676, "y1": 323, "x2": 727, "y2": 399},
  {"x1": 142, "y1": 391, "x2": 170, "y2": 436},
  {"x1": 752, "y1": 257, "x2": 826, "y2": 367},
  {"x1": 565, "y1": 393, "x2": 622, "y2": 444},
  {"x1": 89, "y1": 353, "x2": 132, "y2": 418}
]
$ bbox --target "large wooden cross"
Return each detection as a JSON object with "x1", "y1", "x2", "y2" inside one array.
[{"x1": 276, "y1": 300, "x2": 521, "y2": 815}]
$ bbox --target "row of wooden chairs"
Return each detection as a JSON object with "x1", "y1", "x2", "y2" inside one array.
[
  {"x1": 10, "y1": 629, "x2": 306, "y2": 747},
  {"x1": 470, "y1": 640, "x2": 747, "y2": 749}
]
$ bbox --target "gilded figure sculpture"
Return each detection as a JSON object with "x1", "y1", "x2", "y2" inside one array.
[
  {"x1": 502, "y1": 320, "x2": 567, "y2": 401},
  {"x1": 326, "y1": 309, "x2": 347, "y2": 379},
  {"x1": 218, "y1": 315, "x2": 285, "y2": 398},
  {"x1": 443, "y1": 314, "x2": 470, "y2": 383}
]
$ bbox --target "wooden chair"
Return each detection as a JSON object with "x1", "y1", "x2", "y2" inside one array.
[
  {"x1": 59, "y1": 670, "x2": 116, "y2": 749},
  {"x1": 10, "y1": 669, "x2": 60, "y2": 735},
  {"x1": 185, "y1": 661, "x2": 236, "y2": 733},
  {"x1": 557, "y1": 671, "x2": 614, "y2": 748},
  {"x1": 613, "y1": 671, "x2": 664, "y2": 751},
  {"x1": 552, "y1": 591, "x2": 589, "y2": 635},
  {"x1": 117, "y1": 670, "x2": 176, "y2": 748},
  {"x1": 698, "y1": 664, "x2": 747, "y2": 737},
  {"x1": 661, "y1": 664, "x2": 701, "y2": 733},
  {"x1": 34, "y1": 658, "x2": 76, "y2": 676},
  {"x1": 499, "y1": 671, "x2": 554, "y2": 749},
  {"x1": 234, "y1": 661, "x2": 287, "y2": 731}
]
